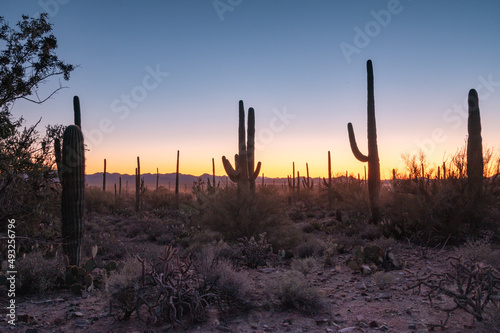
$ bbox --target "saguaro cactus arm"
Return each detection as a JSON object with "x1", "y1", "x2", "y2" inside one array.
[
  {"x1": 222, "y1": 154, "x2": 241, "y2": 182},
  {"x1": 347, "y1": 123, "x2": 369, "y2": 162}
]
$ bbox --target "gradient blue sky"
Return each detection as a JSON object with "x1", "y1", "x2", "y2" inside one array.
[{"x1": 3, "y1": 0, "x2": 500, "y2": 178}]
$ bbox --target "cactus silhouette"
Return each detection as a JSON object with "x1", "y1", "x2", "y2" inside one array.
[
  {"x1": 73, "y1": 96, "x2": 81, "y2": 129},
  {"x1": 54, "y1": 96, "x2": 85, "y2": 266},
  {"x1": 60, "y1": 125, "x2": 85, "y2": 266},
  {"x1": 347, "y1": 60, "x2": 381, "y2": 224},
  {"x1": 222, "y1": 100, "x2": 261, "y2": 196},
  {"x1": 467, "y1": 89, "x2": 483, "y2": 198},
  {"x1": 467, "y1": 89, "x2": 483, "y2": 228}
]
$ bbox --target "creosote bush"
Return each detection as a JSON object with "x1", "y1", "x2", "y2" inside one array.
[
  {"x1": 196, "y1": 187, "x2": 300, "y2": 251},
  {"x1": 269, "y1": 270, "x2": 324, "y2": 314},
  {"x1": 14, "y1": 251, "x2": 65, "y2": 294}
]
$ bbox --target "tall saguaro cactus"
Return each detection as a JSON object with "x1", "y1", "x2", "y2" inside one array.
[
  {"x1": 222, "y1": 101, "x2": 261, "y2": 194},
  {"x1": 467, "y1": 89, "x2": 483, "y2": 227},
  {"x1": 222, "y1": 100, "x2": 261, "y2": 196},
  {"x1": 347, "y1": 60, "x2": 381, "y2": 224},
  {"x1": 60, "y1": 125, "x2": 85, "y2": 266},
  {"x1": 55, "y1": 96, "x2": 85, "y2": 266}
]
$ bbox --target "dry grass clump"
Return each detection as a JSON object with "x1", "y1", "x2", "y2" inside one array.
[
  {"x1": 294, "y1": 237, "x2": 324, "y2": 258},
  {"x1": 372, "y1": 271, "x2": 396, "y2": 290},
  {"x1": 455, "y1": 238, "x2": 500, "y2": 269},
  {"x1": 269, "y1": 270, "x2": 325, "y2": 314},
  {"x1": 290, "y1": 257, "x2": 318, "y2": 276},
  {"x1": 14, "y1": 251, "x2": 65, "y2": 294},
  {"x1": 85, "y1": 186, "x2": 116, "y2": 214}
]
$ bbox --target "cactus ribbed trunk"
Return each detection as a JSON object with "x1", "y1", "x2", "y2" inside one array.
[
  {"x1": 103, "y1": 159, "x2": 106, "y2": 192},
  {"x1": 347, "y1": 60, "x2": 381, "y2": 224},
  {"x1": 156, "y1": 167, "x2": 159, "y2": 191},
  {"x1": 467, "y1": 89, "x2": 483, "y2": 228},
  {"x1": 175, "y1": 150, "x2": 180, "y2": 195},
  {"x1": 467, "y1": 89, "x2": 483, "y2": 199},
  {"x1": 135, "y1": 157, "x2": 140, "y2": 211},
  {"x1": 61, "y1": 125, "x2": 85, "y2": 266},
  {"x1": 222, "y1": 100, "x2": 261, "y2": 197}
]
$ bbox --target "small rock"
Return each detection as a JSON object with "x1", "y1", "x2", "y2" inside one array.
[
  {"x1": 375, "y1": 292, "x2": 391, "y2": 300},
  {"x1": 338, "y1": 327, "x2": 357, "y2": 333},
  {"x1": 216, "y1": 325, "x2": 232, "y2": 332},
  {"x1": 355, "y1": 281, "x2": 367, "y2": 290},
  {"x1": 355, "y1": 314, "x2": 365, "y2": 321},
  {"x1": 369, "y1": 320, "x2": 378, "y2": 328},
  {"x1": 361, "y1": 264, "x2": 371, "y2": 275},
  {"x1": 259, "y1": 268, "x2": 275, "y2": 274},
  {"x1": 379, "y1": 324, "x2": 389, "y2": 331},
  {"x1": 74, "y1": 319, "x2": 90, "y2": 328},
  {"x1": 408, "y1": 323, "x2": 417, "y2": 329},
  {"x1": 73, "y1": 311, "x2": 84, "y2": 317}
]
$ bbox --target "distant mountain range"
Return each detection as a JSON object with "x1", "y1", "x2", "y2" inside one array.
[{"x1": 85, "y1": 172, "x2": 296, "y2": 191}]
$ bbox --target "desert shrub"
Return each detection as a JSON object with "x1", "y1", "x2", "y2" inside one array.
[
  {"x1": 14, "y1": 251, "x2": 65, "y2": 294},
  {"x1": 372, "y1": 271, "x2": 396, "y2": 290},
  {"x1": 455, "y1": 238, "x2": 500, "y2": 270},
  {"x1": 269, "y1": 270, "x2": 324, "y2": 314},
  {"x1": 234, "y1": 233, "x2": 275, "y2": 268},
  {"x1": 85, "y1": 186, "x2": 116, "y2": 214},
  {"x1": 107, "y1": 256, "x2": 144, "y2": 320},
  {"x1": 301, "y1": 223, "x2": 315, "y2": 233},
  {"x1": 196, "y1": 187, "x2": 295, "y2": 246},
  {"x1": 290, "y1": 257, "x2": 317, "y2": 276},
  {"x1": 110, "y1": 244, "x2": 210, "y2": 326},
  {"x1": 194, "y1": 245, "x2": 251, "y2": 318},
  {"x1": 294, "y1": 237, "x2": 324, "y2": 258}
]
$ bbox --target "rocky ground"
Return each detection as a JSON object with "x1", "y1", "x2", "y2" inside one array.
[{"x1": 2, "y1": 238, "x2": 496, "y2": 333}]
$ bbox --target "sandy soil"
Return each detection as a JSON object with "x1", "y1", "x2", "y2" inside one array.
[{"x1": 1, "y1": 239, "x2": 492, "y2": 333}]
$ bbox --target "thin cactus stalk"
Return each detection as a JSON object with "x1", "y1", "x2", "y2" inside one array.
[
  {"x1": 207, "y1": 157, "x2": 220, "y2": 191},
  {"x1": 302, "y1": 163, "x2": 314, "y2": 189},
  {"x1": 156, "y1": 167, "x2": 159, "y2": 191},
  {"x1": 467, "y1": 89, "x2": 483, "y2": 200},
  {"x1": 287, "y1": 162, "x2": 296, "y2": 192},
  {"x1": 135, "y1": 157, "x2": 140, "y2": 211},
  {"x1": 347, "y1": 59, "x2": 381, "y2": 224},
  {"x1": 322, "y1": 151, "x2": 333, "y2": 209},
  {"x1": 60, "y1": 125, "x2": 85, "y2": 266},
  {"x1": 297, "y1": 171, "x2": 301, "y2": 193},
  {"x1": 119, "y1": 177, "x2": 122, "y2": 195},
  {"x1": 103, "y1": 159, "x2": 106, "y2": 192},
  {"x1": 222, "y1": 100, "x2": 261, "y2": 196},
  {"x1": 175, "y1": 150, "x2": 180, "y2": 195}
]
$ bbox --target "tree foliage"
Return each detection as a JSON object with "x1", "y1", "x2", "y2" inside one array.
[{"x1": 0, "y1": 13, "x2": 74, "y2": 234}]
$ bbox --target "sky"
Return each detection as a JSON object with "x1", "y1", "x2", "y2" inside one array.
[{"x1": 2, "y1": 0, "x2": 500, "y2": 179}]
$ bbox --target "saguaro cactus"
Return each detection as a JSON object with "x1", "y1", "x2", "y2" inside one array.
[
  {"x1": 55, "y1": 96, "x2": 85, "y2": 266},
  {"x1": 222, "y1": 100, "x2": 261, "y2": 196},
  {"x1": 347, "y1": 60, "x2": 381, "y2": 224},
  {"x1": 467, "y1": 89, "x2": 483, "y2": 199},
  {"x1": 60, "y1": 125, "x2": 85, "y2": 266}
]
